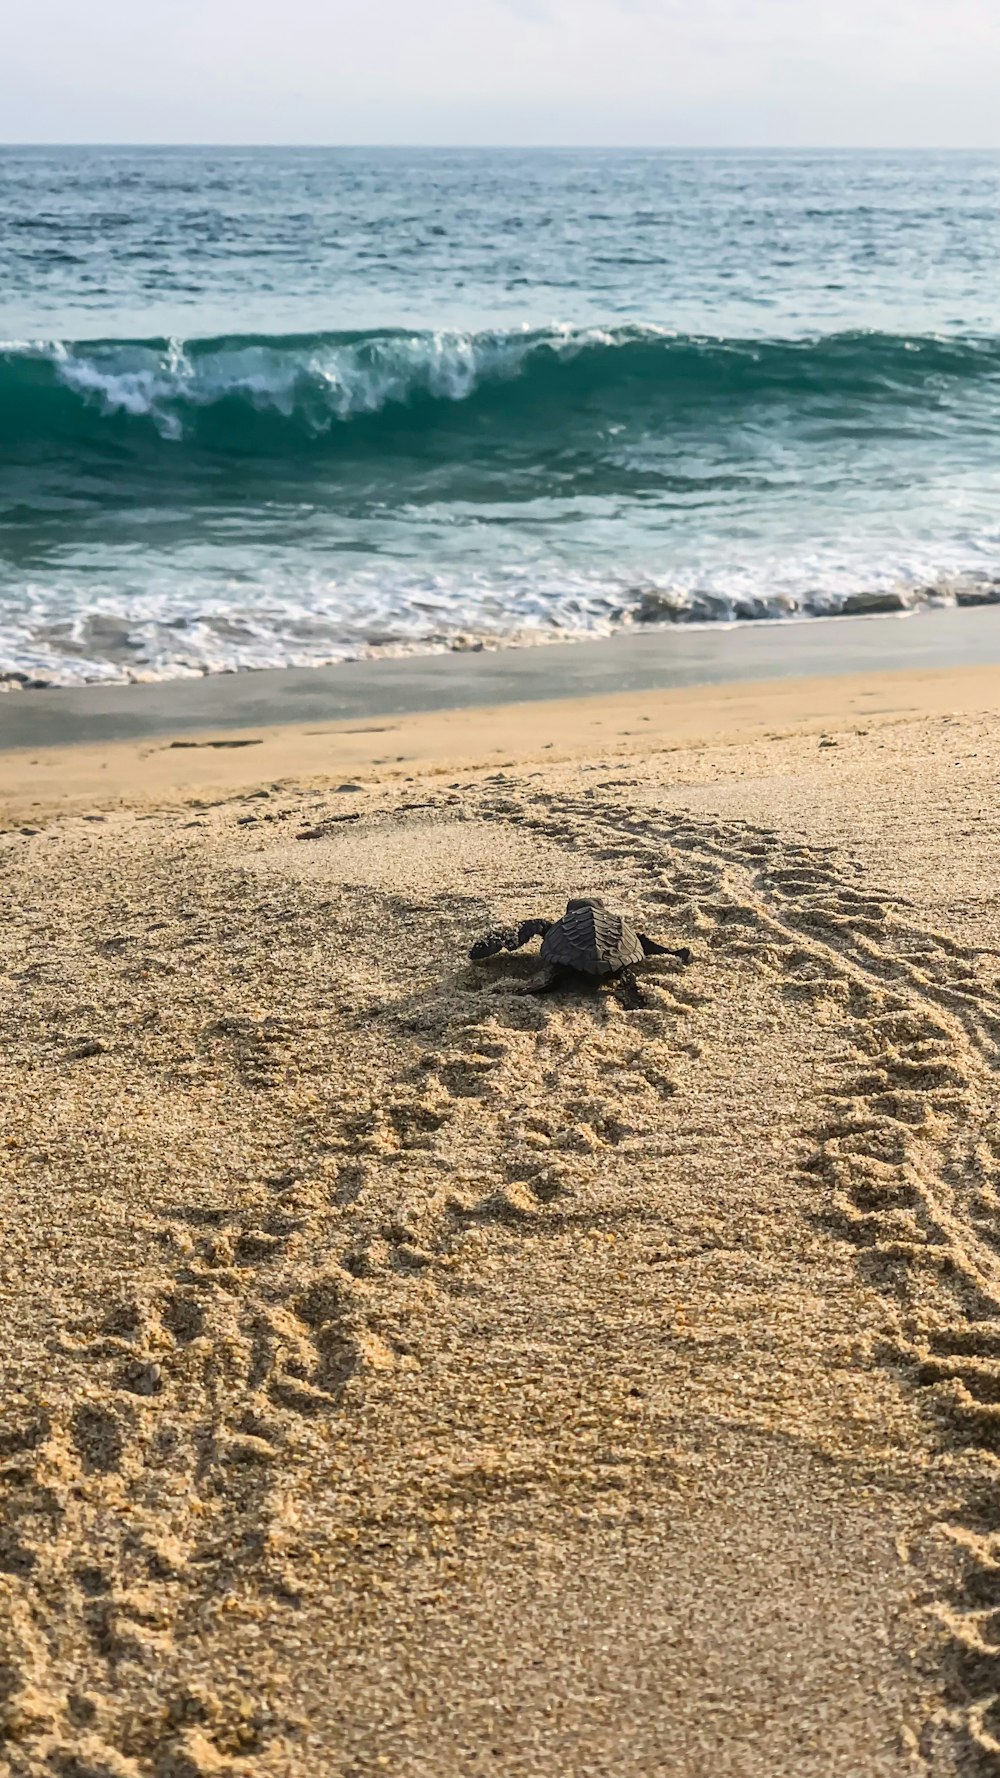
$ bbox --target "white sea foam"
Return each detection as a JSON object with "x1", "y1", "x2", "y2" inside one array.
[
  {"x1": 1, "y1": 555, "x2": 997, "y2": 690},
  {"x1": 8, "y1": 324, "x2": 666, "y2": 439}
]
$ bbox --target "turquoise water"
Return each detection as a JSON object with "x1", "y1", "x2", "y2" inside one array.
[{"x1": 2, "y1": 146, "x2": 1000, "y2": 686}]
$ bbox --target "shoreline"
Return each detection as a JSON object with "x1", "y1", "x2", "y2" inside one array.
[
  {"x1": 1, "y1": 602, "x2": 999, "y2": 752},
  {"x1": 3, "y1": 650, "x2": 1000, "y2": 823}
]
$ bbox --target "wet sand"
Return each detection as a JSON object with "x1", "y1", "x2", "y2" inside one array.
[
  {"x1": 1, "y1": 601, "x2": 999, "y2": 751},
  {"x1": 3, "y1": 659, "x2": 1000, "y2": 1776}
]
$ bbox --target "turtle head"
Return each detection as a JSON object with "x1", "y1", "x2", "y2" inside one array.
[{"x1": 566, "y1": 896, "x2": 605, "y2": 912}]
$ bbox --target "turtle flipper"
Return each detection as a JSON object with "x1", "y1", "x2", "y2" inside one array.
[
  {"x1": 638, "y1": 933, "x2": 693, "y2": 966},
  {"x1": 514, "y1": 917, "x2": 554, "y2": 948},
  {"x1": 469, "y1": 918, "x2": 552, "y2": 962},
  {"x1": 615, "y1": 967, "x2": 647, "y2": 1010}
]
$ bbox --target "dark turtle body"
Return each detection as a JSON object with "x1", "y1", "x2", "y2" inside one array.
[
  {"x1": 469, "y1": 896, "x2": 691, "y2": 1008},
  {"x1": 541, "y1": 897, "x2": 645, "y2": 975}
]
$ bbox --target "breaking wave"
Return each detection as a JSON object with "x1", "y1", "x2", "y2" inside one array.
[
  {"x1": 3, "y1": 323, "x2": 1000, "y2": 688},
  {"x1": 4, "y1": 325, "x2": 1000, "y2": 458}
]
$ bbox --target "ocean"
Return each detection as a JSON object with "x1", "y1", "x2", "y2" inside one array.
[{"x1": 2, "y1": 145, "x2": 999, "y2": 689}]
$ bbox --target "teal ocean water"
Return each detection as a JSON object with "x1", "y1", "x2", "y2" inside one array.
[{"x1": 2, "y1": 147, "x2": 1000, "y2": 687}]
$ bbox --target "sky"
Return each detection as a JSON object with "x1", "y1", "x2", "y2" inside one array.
[{"x1": 3, "y1": 0, "x2": 1000, "y2": 147}]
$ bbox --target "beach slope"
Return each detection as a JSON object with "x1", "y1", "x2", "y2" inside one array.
[{"x1": 2, "y1": 668, "x2": 999, "y2": 1776}]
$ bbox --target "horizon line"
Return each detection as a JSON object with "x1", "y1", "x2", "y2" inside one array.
[{"x1": 2, "y1": 140, "x2": 998, "y2": 153}]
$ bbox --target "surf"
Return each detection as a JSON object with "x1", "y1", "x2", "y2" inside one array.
[{"x1": 4, "y1": 325, "x2": 999, "y2": 462}]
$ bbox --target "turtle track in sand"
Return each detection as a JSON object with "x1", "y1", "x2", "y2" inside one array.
[
  {"x1": 474, "y1": 778, "x2": 1000, "y2": 1773},
  {"x1": 0, "y1": 796, "x2": 698, "y2": 1776}
]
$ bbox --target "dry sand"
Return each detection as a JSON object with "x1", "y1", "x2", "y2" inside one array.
[{"x1": 3, "y1": 663, "x2": 1000, "y2": 1777}]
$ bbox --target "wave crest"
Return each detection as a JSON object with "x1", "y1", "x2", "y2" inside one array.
[{"x1": 4, "y1": 324, "x2": 999, "y2": 452}]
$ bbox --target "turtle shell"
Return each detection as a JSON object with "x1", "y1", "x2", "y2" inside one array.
[{"x1": 541, "y1": 900, "x2": 643, "y2": 977}]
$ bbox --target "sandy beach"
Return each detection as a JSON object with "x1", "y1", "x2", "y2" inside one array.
[{"x1": 4, "y1": 655, "x2": 1000, "y2": 1777}]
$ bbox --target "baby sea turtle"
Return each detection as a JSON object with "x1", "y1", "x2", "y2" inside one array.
[{"x1": 469, "y1": 896, "x2": 692, "y2": 1009}]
